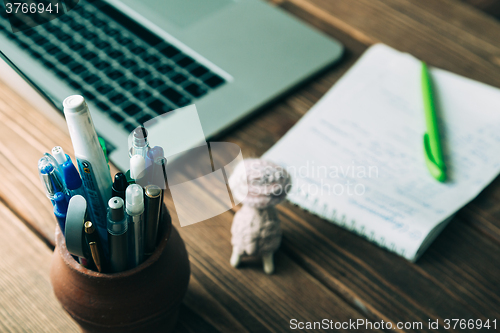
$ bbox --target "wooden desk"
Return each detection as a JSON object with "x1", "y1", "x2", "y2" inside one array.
[{"x1": 0, "y1": 0, "x2": 499, "y2": 331}]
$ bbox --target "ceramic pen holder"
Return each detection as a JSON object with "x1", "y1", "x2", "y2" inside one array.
[{"x1": 50, "y1": 207, "x2": 190, "y2": 333}]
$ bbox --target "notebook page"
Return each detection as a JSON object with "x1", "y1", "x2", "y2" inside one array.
[{"x1": 264, "y1": 44, "x2": 500, "y2": 261}]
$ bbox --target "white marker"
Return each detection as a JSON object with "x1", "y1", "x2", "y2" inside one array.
[
  {"x1": 126, "y1": 184, "x2": 144, "y2": 268},
  {"x1": 63, "y1": 95, "x2": 112, "y2": 251}
]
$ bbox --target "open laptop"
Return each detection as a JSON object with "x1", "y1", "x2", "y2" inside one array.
[{"x1": 0, "y1": 0, "x2": 343, "y2": 170}]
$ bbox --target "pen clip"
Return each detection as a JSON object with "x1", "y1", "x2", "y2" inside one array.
[{"x1": 423, "y1": 133, "x2": 446, "y2": 182}]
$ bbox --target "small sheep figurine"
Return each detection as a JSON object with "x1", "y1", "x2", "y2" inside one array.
[{"x1": 229, "y1": 159, "x2": 291, "y2": 274}]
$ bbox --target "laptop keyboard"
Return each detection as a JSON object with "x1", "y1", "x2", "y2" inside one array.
[{"x1": 0, "y1": 1, "x2": 226, "y2": 132}]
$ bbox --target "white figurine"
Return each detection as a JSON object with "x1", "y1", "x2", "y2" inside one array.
[{"x1": 228, "y1": 159, "x2": 291, "y2": 274}]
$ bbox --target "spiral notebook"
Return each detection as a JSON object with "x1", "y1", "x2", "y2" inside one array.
[{"x1": 264, "y1": 44, "x2": 500, "y2": 261}]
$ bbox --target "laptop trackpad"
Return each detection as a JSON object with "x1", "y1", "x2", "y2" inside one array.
[{"x1": 141, "y1": 0, "x2": 233, "y2": 28}]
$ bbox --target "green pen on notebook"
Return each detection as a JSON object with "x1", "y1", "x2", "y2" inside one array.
[{"x1": 421, "y1": 61, "x2": 446, "y2": 182}]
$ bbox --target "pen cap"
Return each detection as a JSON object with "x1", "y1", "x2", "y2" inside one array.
[
  {"x1": 128, "y1": 126, "x2": 150, "y2": 158},
  {"x1": 38, "y1": 154, "x2": 67, "y2": 198},
  {"x1": 130, "y1": 155, "x2": 146, "y2": 180},
  {"x1": 62, "y1": 157, "x2": 83, "y2": 191},
  {"x1": 126, "y1": 184, "x2": 144, "y2": 216},
  {"x1": 107, "y1": 197, "x2": 127, "y2": 235},
  {"x1": 112, "y1": 173, "x2": 128, "y2": 200},
  {"x1": 145, "y1": 146, "x2": 164, "y2": 170},
  {"x1": 52, "y1": 146, "x2": 68, "y2": 165}
]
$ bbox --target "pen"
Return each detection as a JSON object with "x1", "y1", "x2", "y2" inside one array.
[
  {"x1": 63, "y1": 95, "x2": 112, "y2": 250},
  {"x1": 144, "y1": 185, "x2": 162, "y2": 255},
  {"x1": 53, "y1": 192, "x2": 69, "y2": 234},
  {"x1": 129, "y1": 155, "x2": 146, "y2": 185},
  {"x1": 145, "y1": 146, "x2": 164, "y2": 180},
  {"x1": 128, "y1": 126, "x2": 150, "y2": 158},
  {"x1": 152, "y1": 157, "x2": 167, "y2": 220},
  {"x1": 111, "y1": 172, "x2": 128, "y2": 201},
  {"x1": 84, "y1": 221, "x2": 104, "y2": 273},
  {"x1": 107, "y1": 197, "x2": 129, "y2": 273},
  {"x1": 126, "y1": 184, "x2": 144, "y2": 268},
  {"x1": 421, "y1": 62, "x2": 446, "y2": 182},
  {"x1": 38, "y1": 154, "x2": 68, "y2": 202},
  {"x1": 52, "y1": 146, "x2": 86, "y2": 197}
]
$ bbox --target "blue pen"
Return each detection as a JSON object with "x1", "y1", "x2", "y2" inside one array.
[
  {"x1": 52, "y1": 147, "x2": 86, "y2": 197},
  {"x1": 53, "y1": 192, "x2": 69, "y2": 234},
  {"x1": 38, "y1": 154, "x2": 69, "y2": 204}
]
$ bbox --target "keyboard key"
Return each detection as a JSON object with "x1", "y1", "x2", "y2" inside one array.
[
  {"x1": 176, "y1": 56, "x2": 194, "y2": 68},
  {"x1": 59, "y1": 15, "x2": 73, "y2": 23},
  {"x1": 30, "y1": 51, "x2": 42, "y2": 59},
  {"x1": 138, "y1": 114, "x2": 154, "y2": 124},
  {"x1": 109, "y1": 112, "x2": 125, "y2": 123},
  {"x1": 71, "y1": 64, "x2": 86, "y2": 74},
  {"x1": 107, "y1": 70, "x2": 123, "y2": 80},
  {"x1": 43, "y1": 60, "x2": 55, "y2": 69},
  {"x1": 94, "y1": 61, "x2": 110, "y2": 70},
  {"x1": 183, "y1": 83, "x2": 207, "y2": 98},
  {"x1": 134, "y1": 90, "x2": 152, "y2": 100},
  {"x1": 67, "y1": 40, "x2": 85, "y2": 51},
  {"x1": 95, "y1": 40, "x2": 111, "y2": 49},
  {"x1": 58, "y1": 55, "x2": 73, "y2": 64},
  {"x1": 58, "y1": 33, "x2": 72, "y2": 42},
  {"x1": 80, "y1": 31, "x2": 98, "y2": 40},
  {"x1": 109, "y1": 50, "x2": 124, "y2": 59},
  {"x1": 18, "y1": 41, "x2": 28, "y2": 49},
  {"x1": 157, "y1": 64, "x2": 174, "y2": 74},
  {"x1": 96, "y1": 101, "x2": 111, "y2": 112},
  {"x1": 69, "y1": 80, "x2": 81, "y2": 89},
  {"x1": 171, "y1": 73, "x2": 187, "y2": 84},
  {"x1": 44, "y1": 24, "x2": 59, "y2": 33},
  {"x1": 70, "y1": 23, "x2": 86, "y2": 31},
  {"x1": 90, "y1": 17, "x2": 107, "y2": 28},
  {"x1": 33, "y1": 36, "x2": 49, "y2": 46},
  {"x1": 81, "y1": 51, "x2": 97, "y2": 60},
  {"x1": 161, "y1": 87, "x2": 190, "y2": 106},
  {"x1": 84, "y1": 74, "x2": 99, "y2": 84},
  {"x1": 110, "y1": 93, "x2": 127, "y2": 105},
  {"x1": 124, "y1": 123, "x2": 137, "y2": 132},
  {"x1": 147, "y1": 78, "x2": 165, "y2": 88},
  {"x1": 96, "y1": 85, "x2": 113, "y2": 94},
  {"x1": 131, "y1": 46, "x2": 146, "y2": 55},
  {"x1": 22, "y1": 29, "x2": 36, "y2": 36},
  {"x1": 116, "y1": 36, "x2": 132, "y2": 45},
  {"x1": 204, "y1": 75, "x2": 224, "y2": 88},
  {"x1": 55, "y1": 70, "x2": 68, "y2": 79},
  {"x1": 46, "y1": 46, "x2": 61, "y2": 55},
  {"x1": 121, "y1": 59, "x2": 137, "y2": 68},
  {"x1": 144, "y1": 55, "x2": 159, "y2": 64},
  {"x1": 134, "y1": 68, "x2": 150, "y2": 78},
  {"x1": 148, "y1": 99, "x2": 171, "y2": 115},
  {"x1": 160, "y1": 45, "x2": 180, "y2": 58},
  {"x1": 123, "y1": 103, "x2": 141, "y2": 116},
  {"x1": 190, "y1": 65, "x2": 209, "y2": 78},
  {"x1": 84, "y1": 91, "x2": 96, "y2": 100},
  {"x1": 120, "y1": 80, "x2": 138, "y2": 90}
]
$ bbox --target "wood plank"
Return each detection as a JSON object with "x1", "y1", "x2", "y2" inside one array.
[{"x1": 0, "y1": 201, "x2": 79, "y2": 332}]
